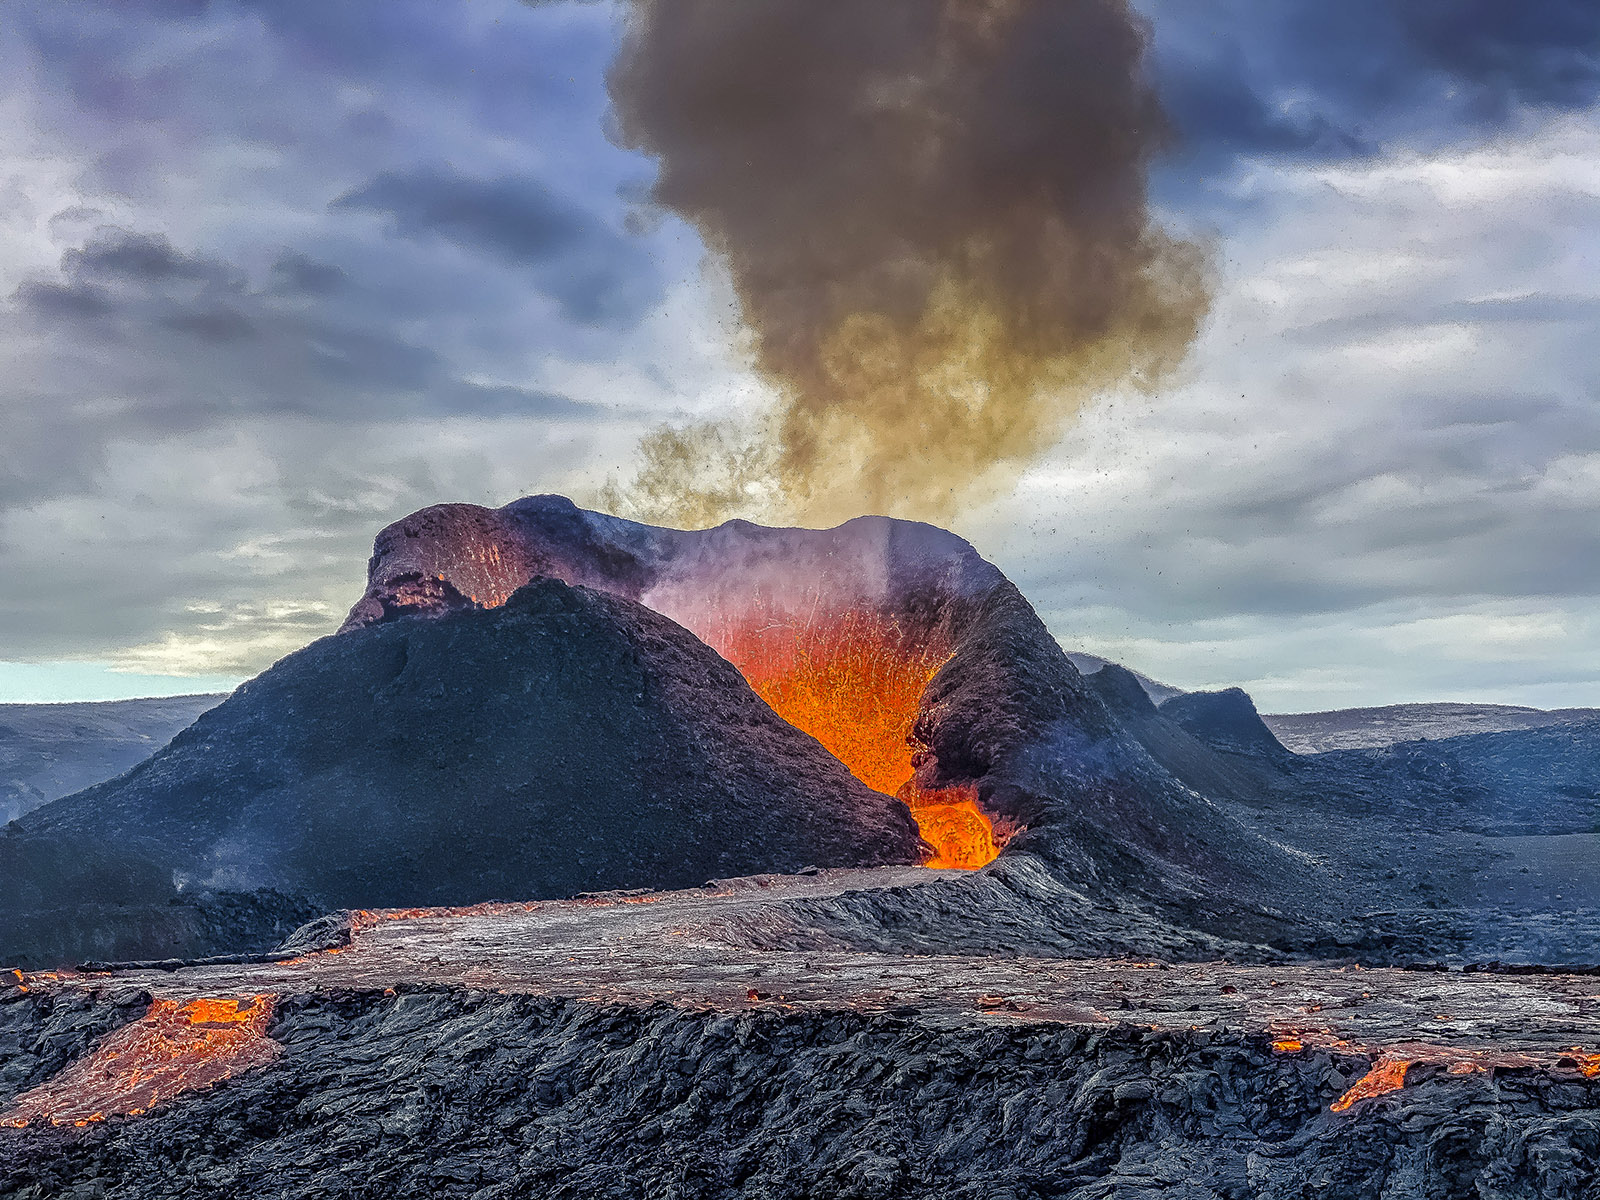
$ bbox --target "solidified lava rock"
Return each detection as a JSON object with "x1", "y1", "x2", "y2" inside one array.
[
  {"x1": 2, "y1": 989, "x2": 1596, "y2": 1199},
  {"x1": 1159, "y1": 688, "x2": 1292, "y2": 760},
  {"x1": 0, "y1": 579, "x2": 919, "y2": 968}
]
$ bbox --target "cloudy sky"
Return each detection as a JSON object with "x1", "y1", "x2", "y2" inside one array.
[{"x1": 1, "y1": 0, "x2": 1597, "y2": 712}]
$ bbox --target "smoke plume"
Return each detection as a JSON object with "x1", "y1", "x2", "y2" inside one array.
[{"x1": 603, "y1": 0, "x2": 1209, "y2": 528}]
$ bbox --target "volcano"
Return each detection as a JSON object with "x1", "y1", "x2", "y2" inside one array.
[
  {"x1": 337, "y1": 497, "x2": 1341, "y2": 950},
  {"x1": 6, "y1": 495, "x2": 1591, "y2": 973},
  {"x1": 5, "y1": 500, "x2": 1600, "y2": 1197},
  {"x1": 0, "y1": 576, "x2": 917, "y2": 968}
]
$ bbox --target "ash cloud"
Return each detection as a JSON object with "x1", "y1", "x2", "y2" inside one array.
[{"x1": 602, "y1": 0, "x2": 1211, "y2": 528}]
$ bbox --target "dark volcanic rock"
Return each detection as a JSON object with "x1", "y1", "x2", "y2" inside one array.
[
  {"x1": 0, "y1": 579, "x2": 918, "y2": 968},
  {"x1": 900, "y1": 585, "x2": 1327, "y2": 951},
  {"x1": 2, "y1": 989, "x2": 1596, "y2": 1199},
  {"x1": 0, "y1": 988, "x2": 151, "y2": 1111},
  {"x1": 1084, "y1": 662, "x2": 1160, "y2": 720},
  {"x1": 1159, "y1": 688, "x2": 1291, "y2": 760}
]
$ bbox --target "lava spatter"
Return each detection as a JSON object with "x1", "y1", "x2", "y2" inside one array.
[{"x1": 1331, "y1": 1057, "x2": 1414, "y2": 1112}]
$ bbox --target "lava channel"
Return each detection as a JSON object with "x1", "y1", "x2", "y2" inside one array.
[{"x1": 0, "y1": 995, "x2": 279, "y2": 1128}]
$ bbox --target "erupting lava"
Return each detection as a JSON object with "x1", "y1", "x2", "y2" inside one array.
[
  {"x1": 0, "y1": 995, "x2": 279, "y2": 1128},
  {"x1": 702, "y1": 603, "x2": 1002, "y2": 869}
]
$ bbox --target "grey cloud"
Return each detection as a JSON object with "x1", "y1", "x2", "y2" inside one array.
[
  {"x1": 2, "y1": 224, "x2": 609, "y2": 516},
  {"x1": 444, "y1": 382, "x2": 598, "y2": 419},
  {"x1": 65, "y1": 229, "x2": 240, "y2": 288},
  {"x1": 13, "y1": 280, "x2": 114, "y2": 320},
  {"x1": 1294, "y1": 297, "x2": 1600, "y2": 344},
  {"x1": 0, "y1": 0, "x2": 667, "y2": 687},
  {"x1": 333, "y1": 166, "x2": 660, "y2": 326},
  {"x1": 268, "y1": 252, "x2": 347, "y2": 297},
  {"x1": 1143, "y1": 0, "x2": 1600, "y2": 168},
  {"x1": 162, "y1": 306, "x2": 256, "y2": 342}
]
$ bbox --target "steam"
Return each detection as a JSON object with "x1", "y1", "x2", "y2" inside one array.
[{"x1": 601, "y1": 0, "x2": 1210, "y2": 529}]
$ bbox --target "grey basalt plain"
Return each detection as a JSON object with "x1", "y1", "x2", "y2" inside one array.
[{"x1": 1264, "y1": 702, "x2": 1600, "y2": 755}]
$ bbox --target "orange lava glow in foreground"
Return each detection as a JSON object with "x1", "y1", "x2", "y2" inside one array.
[
  {"x1": 0, "y1": 996, "x2": 279, "y2": 1128},
  {"x1": 1330, "y1": 1057, "x2": 1413, "y2": 1111},
  {"x1": 702, "y1": 605, "x2": 1003, "y2": 868}
]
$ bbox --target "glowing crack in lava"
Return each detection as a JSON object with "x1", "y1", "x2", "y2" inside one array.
[
  {"x1": 0, "y1": 995, "x2": 279, "y2": 1128},
  {"x1": 700, "y1": 603, "x2": 1002, "y2": 869},
  {"x1": 1330, "y1": 1057, "x2": 1414, "y2": 1112}
]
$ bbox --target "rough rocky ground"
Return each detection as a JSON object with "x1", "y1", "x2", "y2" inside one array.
[{"x1": 3, "y1": 872, "x2": 1599, "y2": 1198}]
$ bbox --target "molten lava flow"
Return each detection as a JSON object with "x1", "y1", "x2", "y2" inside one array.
[
  {"x1": 707, "y1": 605, "x2": 941, "y2": 797},
  {"x1": 1331, "y1": 1057, "x2": 1413, "y2": 1112},
  {"x1": 905, "y1": 784, "x2": 1002, "y2": 870},
  {"x1": 699, "y1": 603, "x2": 1001, "y2": 868},
  {"x1": 0, "y1": 995, "x2": 279, "y2": 1128},
  {"x1": 1564, "y1": 1050, "x2": 1600, "y2": 1078}
]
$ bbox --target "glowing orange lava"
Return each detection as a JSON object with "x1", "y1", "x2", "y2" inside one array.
[
  {"x1": 1331, "y1": 1057, "x2": 1413, "y2": 1112},
  {"x1": 1271, "y1": 1038, "x2": 1304, "y2": 1054},
  {"x1": 1567, "y1": 1050, "x2": 1600, "y2": 1078},
  {"x1": 906, "y1": 784, "x2": 1002, "y2": 869},
  {"x1": 700, "y1": 604, "x2": 1002, "y2": 868},
  {"x1": 0, "y1": 995, "x2": 279, "y2": 1128}
]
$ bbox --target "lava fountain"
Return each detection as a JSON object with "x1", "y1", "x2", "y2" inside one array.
[{"x1": 696, "y1": 598, "x2": 1002, "y2": 868}]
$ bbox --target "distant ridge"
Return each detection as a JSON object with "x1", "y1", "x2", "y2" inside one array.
[
  {"x1": 1061, "y1": 652, "x2": 1184, "y2": 705},
  {"x1": 1264, "y1": 702, "x2": 1600, "y2": 754},
  {"x1": 0, "y1": 694, "x2": 224, "y2": 826}
]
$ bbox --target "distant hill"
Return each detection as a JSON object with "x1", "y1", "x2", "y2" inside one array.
[
  {"x1": 0, "y1": 695, "x2": 224, "y2": 826},
  {"x1": 1264, "y1": 702, "x2": 1600, "y2": 754},
  {"x1": 1062, "y1": 652, "x2": 1184, "y2": 705}
]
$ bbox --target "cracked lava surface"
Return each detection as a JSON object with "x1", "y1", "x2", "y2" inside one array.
[{"x1": 9, "y1": 866, "x2": 1600, "y2": 1125}]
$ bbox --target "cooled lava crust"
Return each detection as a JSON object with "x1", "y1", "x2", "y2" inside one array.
[{"x1": 3, "y1": 876, "x2": 1600, "y2": 1198}]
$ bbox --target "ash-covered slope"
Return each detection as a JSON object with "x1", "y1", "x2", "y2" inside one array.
[
  {"x1": 1158, "y1": 688, "x2": 1292, "y2": 760},
  {"x1": 0, "y1": 695, "x2": 222, "y2": 826},
  {"x1": 0, "y1": 579, "x2": 917, "y2": 968}
]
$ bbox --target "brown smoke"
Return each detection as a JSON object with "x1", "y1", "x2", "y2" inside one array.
[{"x1": 603, "y1": 0, "x2": 1210, "y2": 528}]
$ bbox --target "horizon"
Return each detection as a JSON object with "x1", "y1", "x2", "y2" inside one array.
[{"x1": 2, "y1": 1, "x2": 1598, "y2": 711}]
